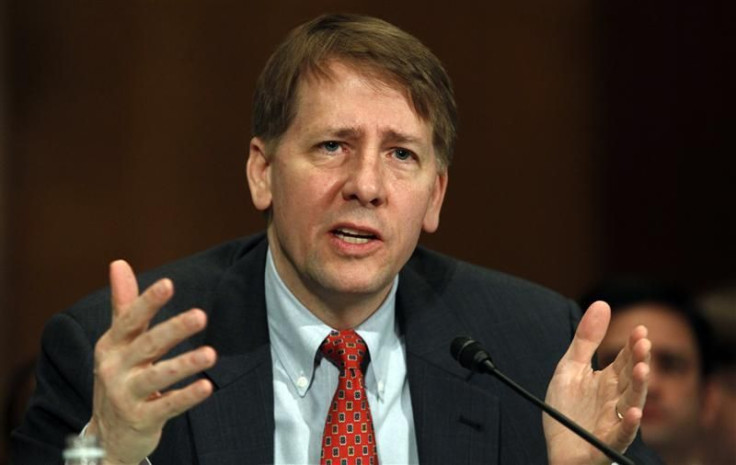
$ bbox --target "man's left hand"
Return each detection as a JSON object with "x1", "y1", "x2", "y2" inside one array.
[{"x1": 543, "y1": 301, "x2": 651, "y2": 465}]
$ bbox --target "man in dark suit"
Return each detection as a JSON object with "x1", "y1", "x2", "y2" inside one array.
[{"x1": 12, "y1": 14, "x2": 656, "y2": 464}]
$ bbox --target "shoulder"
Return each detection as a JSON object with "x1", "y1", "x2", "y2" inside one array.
[
  {"x1": 132, "y1": 232, "x2": 268, "y2": 292},
  {"x1": 55, "y1": 232, "x2": 268, "y2": 340},
  {"x1": 404, "y1": 245, "x2": 576, "y2": 317},
  {"x1": 402, "y1": 245, "x2": 580, "y2": 382}
]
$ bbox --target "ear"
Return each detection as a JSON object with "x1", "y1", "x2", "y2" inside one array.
[
  {"x1": 246, "y1": 137, "x2": 273, "y2": 211},
  {"x1": 699, "y1": 377, "x2": 721, "y2": 428},
  {"x1": 422, "y1": 169, "x2": 448, "y2": 233}
]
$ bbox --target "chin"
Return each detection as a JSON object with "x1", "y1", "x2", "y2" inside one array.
[
  {"x1": 640, "y1": 427, "x2": 674, "y2": 449},
  {"x1": 328, "y1": 279, "x2": 390, "y2": 296},
  {"x1": 317, "y1": 270, "x2": 394, "y2": 298}
]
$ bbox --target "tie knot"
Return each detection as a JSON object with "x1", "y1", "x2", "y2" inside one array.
[{"x1": 320, "y1": 329, "x2": 368, "y2": 371}]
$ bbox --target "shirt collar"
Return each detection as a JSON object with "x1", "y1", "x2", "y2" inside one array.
[{"x1": 264, "y1": 248, "x2": 398, "y2": 399}]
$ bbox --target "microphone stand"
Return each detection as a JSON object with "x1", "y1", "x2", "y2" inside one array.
[{"x1": 452, "y1": 337, "x2": 635, "y2": 465}]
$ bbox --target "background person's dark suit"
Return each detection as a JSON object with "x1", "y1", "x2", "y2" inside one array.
[{"x1": 10, "y1": 234, "x2": 659, "y2": 464}]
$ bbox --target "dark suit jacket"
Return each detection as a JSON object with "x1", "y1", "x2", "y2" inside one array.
[{"x1": 11, "y1": 233, "x2": 660, "y2": 464}]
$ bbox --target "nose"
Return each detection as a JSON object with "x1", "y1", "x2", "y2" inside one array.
[
  {"x1": 646, "y1": 367, "x2": 661, "y2": 399},
  {"x1": 342, "y1": 151, "x2": 386, "y2": 207}
]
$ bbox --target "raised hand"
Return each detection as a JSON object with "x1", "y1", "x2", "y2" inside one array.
[
  {"x1": 543, "y1": 301, "x2": 651, "y2": 465},
  {"x1": 86, "y1": 260, "x2": 217, "y2": 465}
]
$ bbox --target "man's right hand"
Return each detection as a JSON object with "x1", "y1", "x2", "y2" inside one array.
[{"x1": 86, "y1": 260, "x2": 217, "y2": 465}]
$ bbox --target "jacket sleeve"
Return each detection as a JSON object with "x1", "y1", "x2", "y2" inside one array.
[{"x1": 10, "y1": 312, "x2": 97, "y2": 464}]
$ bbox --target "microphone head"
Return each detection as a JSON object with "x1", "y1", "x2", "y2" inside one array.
[
  {"x1": 451, "y1": 336, "x2": 494, "y2": 372},
  {"x1": 450, "y1": 336, "x2": 474, "y2": 361}
]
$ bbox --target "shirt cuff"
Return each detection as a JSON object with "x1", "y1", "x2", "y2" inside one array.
[{"x1": 76, "y1": 423, "x2": 152, "y2": 465}]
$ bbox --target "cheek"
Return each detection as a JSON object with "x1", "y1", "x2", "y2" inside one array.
[
  {"x1": 661, "y1": 374, "x2": 700, "y2": 400},
  {"x1": 394, "y1": 196, "x2": 435, "y2": 243},
  {"x1": 396, "y1": 177, "x2": 436, "y2": 212},
  {"x1": 683, "y1": 376, "x2": 704, "y2": 398},
  {"x1": 272, "y1": 169, "x2": 337, "y2": 218}
]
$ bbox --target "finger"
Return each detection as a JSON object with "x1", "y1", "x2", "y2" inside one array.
[
  {"x1": 110, "y1": 277, "x2": 174, "y2": 343},
  {"x1": 612, "y1": 333, "x2": 650, "y2": 453},
  {"x1": 630, "y1": 325, "x2": 650, "y2": 365},
  {"x1": 110, "y1": 260, "x2": 139, "y2": 317},
  {"x1": 620, "y1": 337, "x2": 651, "y2": 411},
  {"x1": 122, "y1": 309, "x2": 208, "y2": 367},
  {"x1": 130, "y1": 345, "x2": 217, "y2": 399},
  {"x1": 610, "y1": 325, "x2": 649, "y2": 393},
  {"x1": 611, "y1": 352, "x2": 648, "y2": 451},
  {"x1": 562, "y1": 300, "x2": 611, "y2": 365},
  {"x1": 147, "y1": 378, "x2": 214, "y2": 422},
  {"x1": 612, "y1": 405, "x2": 644, "y2": 451}
]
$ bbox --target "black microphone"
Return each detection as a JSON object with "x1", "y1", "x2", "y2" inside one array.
[{"x1": 451, "y1": 336, "x2": 635, "y2": 465}]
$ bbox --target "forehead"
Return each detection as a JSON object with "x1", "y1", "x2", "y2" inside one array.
[
  {"x1": 603, "y1": 304, "x2": 700, "y2": 354},
  {"x1": 290, "y1": 60, "x2": 431, "y2": 137}
]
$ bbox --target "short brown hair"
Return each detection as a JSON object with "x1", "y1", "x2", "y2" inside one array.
[{"x1": 252, "y1": 13, "x2": 457, "y2": 168}]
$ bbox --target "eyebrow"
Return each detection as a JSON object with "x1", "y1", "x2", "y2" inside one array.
[
  {"x1": 383, "y1": 129, "x2": 424, "y2": 146},
  {"x1": 323, "y1": 127, "x2": 426, "y2": 146},
  {"x1": 329, "y1": 127, "x2": 362, "y2": 140}
]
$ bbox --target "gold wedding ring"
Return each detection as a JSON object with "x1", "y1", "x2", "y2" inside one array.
[{"x1": 615, "y1": 404, "x2": 624, "y2": 421}]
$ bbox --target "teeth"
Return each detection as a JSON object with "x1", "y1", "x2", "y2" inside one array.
[
  {"x1": 340, "y1": 235, "x2": 370, "y2": 244},
  {"x1": 337, "y1": 227, "x2": 368, "y2": 236},
  {"x1": 334, "y1": 228, "x2": 375, "y2": 244}
]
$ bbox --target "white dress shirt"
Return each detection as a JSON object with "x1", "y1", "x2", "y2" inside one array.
[
  {"x1": 265, "y1": 249, "x2": 418, "y2": 464},
  {"x1": 78, "y1": 249, "x2": 418, "y2": 465}
]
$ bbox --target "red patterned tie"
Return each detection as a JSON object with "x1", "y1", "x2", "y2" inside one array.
[{"x1": 320, "y1": 329, "x2": 379, "y2": 465}]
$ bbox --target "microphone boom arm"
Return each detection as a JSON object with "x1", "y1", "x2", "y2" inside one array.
[{"x1": 451, "y1": 336, "x2": 635, "y2": 465}]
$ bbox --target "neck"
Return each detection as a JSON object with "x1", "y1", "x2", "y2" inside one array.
[
  {"x1": 305, "y1": 287, "x2": 390, "y2": 329},
  {"x1": 655, "y1": 444, "x2": 702, "y2": 465},
  {"x1": 266, "y1": 238, "x2": 394, "y2": 329}
]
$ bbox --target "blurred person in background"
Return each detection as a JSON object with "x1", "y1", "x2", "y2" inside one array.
[
  {"x1": 698, "y1": 284, "x2": 736, "y2": 465},
  {"x1": 582, "y1": 279, "x2": 714, "y2": 465}
]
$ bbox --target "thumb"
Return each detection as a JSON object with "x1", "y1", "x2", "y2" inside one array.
[
  {"x1": 110, "y1": 259, "x2": 139, "y2": 317},
  {"x1": 562, "y1": 301, "x2": 611, "y2": 365}
]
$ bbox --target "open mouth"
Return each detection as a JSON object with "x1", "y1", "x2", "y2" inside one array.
[{"x1": 332, "y1": 227, "x2": 378, "y2": 244}]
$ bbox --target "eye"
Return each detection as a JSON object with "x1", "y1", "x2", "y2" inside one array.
[
  {"x1": 657, "y1": 353, "x2": 691, "y2": 375},
  {"x1": 321, "y1": 141, "x2": 341, "y2": 153},
  {"x1": 392, "y1": 148, "x2": 414, "y2": 161}
]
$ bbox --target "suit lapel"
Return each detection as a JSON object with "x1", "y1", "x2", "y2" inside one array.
[
  {"x1": 182, "y1": 238, "x2": 502, "y2": 464},
  {"x1": 399, "y1": 260, "x2": 501, "y2": 465},
  {"x1": 187, "y1": 238, "x2": 276, "y2": 465}
]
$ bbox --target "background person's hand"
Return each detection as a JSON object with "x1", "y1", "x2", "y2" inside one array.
[{"x1": 86, "y1": 260, "x2": 216, "y2": 465}]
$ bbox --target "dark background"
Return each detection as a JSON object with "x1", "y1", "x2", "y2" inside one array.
[{"x1": 0, "y1": 1, "x2": 731, "y2": 460}]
